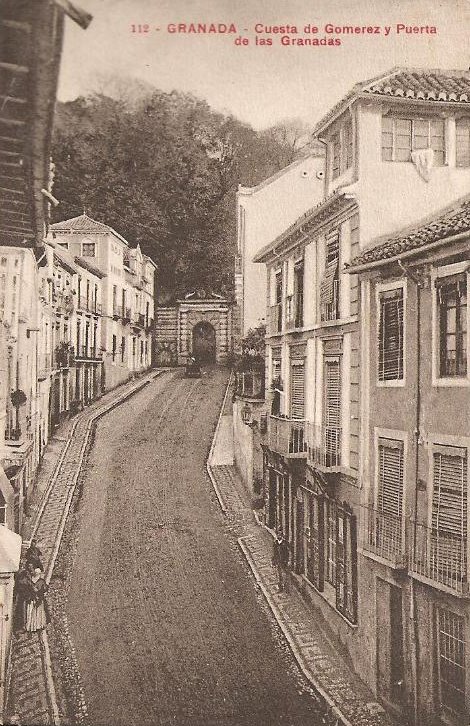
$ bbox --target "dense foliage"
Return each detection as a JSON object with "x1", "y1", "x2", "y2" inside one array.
[{"x1": 52, "y1": 89, "x2": 313, "y2": 300}]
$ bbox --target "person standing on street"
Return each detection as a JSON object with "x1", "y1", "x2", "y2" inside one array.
[
  {"x1": 25, "y1": 568, "x2": 50, "y2": 634},
  {"x1": 25, "y1": 539, "x2": 43, "y2": 571},
  {"x1": 272, "y1": 528, "x2": 290, "y2": 593}
]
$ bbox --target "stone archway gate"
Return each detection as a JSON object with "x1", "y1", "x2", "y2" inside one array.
[{"x1": 155, "y1": 292, "x2": 233, "y2": 366}]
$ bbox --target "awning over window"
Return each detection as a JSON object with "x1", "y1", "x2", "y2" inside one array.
[{"x1": 320, "y1": 260, "x2": 338, "y2": 305}]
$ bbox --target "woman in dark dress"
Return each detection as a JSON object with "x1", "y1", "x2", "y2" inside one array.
[{"x1": 25, "y1": 568, "x2": 50, "y2": 633}]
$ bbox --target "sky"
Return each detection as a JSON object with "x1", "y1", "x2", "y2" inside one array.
[{"x1": 58, "y1": 0, "x2": 470, "y2": 130}]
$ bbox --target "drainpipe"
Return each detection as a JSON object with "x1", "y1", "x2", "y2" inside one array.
[{"x1": 398, "y1": 260, "x2": 421, "y2": 726}]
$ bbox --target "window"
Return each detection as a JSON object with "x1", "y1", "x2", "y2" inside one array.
[
  {"x1": 121, "y1": 336, "x2": 125, "y2": 363},
  {"x1": 331, "y1": 119, "x2": 353, "y2": 179},
  {"x1": 437, "y1": 608, "x2": 466, "y2": 715},
  {"x1": 325, "y1": 499, "x2": 337, "y2": 586},
  {"x1": 437, "y1": 275, "x2": 467, "y2": 377},
  {"x1": 290, "y1": 361, "x2": 305, "y2": 419},
  {"x1": 304, "y1": 487, "x2": 358, "y2": 624},
  {"x1": 456, "y1": 118, "x2": 470, "y2": 167},
  {"x1": 112, "y1": 335, "x2": 117, "y2": 362},
  {"x1": 294, "y1": 260, "x2": 304, "y2": 327},
  {"x1": 320, "y1": 233, "x2": 340, "y2": 321},
  {"x1": 82, "y1": 242, "x2": 96, "y2": 257},
  {"x1": 432, "y1": 447, "x2": 467, "y2": 548},
  {"x1": 323, "y1": 358, "x2": 341, "y2": 466},
  {"x1": 375, "y1": 439, "x2": 405, "y2": 558},
  {"x1": 378, "y1": 439, "x2": 404, "y2": 520},
  {"x1": 382, "y1": 116, "x2": 445, "y2": 164},
  {"x1": 378, "y1": 288, "x2": 404, "y2": 382}
]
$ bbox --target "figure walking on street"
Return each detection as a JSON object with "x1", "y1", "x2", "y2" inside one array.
[
  {"x1": 25, "y1": 568, "x2": 50, "y2": 634},
  {"x1": 272, "y1": 528, "x2": 290, "y2": 594},
  {"x1": 13, "y1": 564, "x2": 33, "y2": 632},
  {"x1": 25, "y1": 539, "x2": 44, "y2": 571}
]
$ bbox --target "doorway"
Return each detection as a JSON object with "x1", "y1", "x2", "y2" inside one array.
[{"x1": 192, "y1": 321, "x2": 216, "y2": 363}]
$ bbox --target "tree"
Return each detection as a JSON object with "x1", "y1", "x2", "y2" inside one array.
[{"x1": 51, "y1": 86, "x2": 313, "y2": 300}]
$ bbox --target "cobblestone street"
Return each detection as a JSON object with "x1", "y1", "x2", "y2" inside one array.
[{"x1": 65, "y1": 367, "x2": 326, "y2": 726}]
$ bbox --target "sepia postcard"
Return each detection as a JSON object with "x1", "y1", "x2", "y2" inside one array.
[{"x1": 0, "y1": 0, "x2": 469, "y2": 724}]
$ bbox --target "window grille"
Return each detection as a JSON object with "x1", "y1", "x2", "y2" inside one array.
[
  {"x1": 456, "y1": 117, "x2": 470, "y2": 167},
  {"x1": 378, "y1": 288, "x2": 404, "y2": 381},
  {"x1": 382, "y1": 117, "x2": 445, "y2": 164},
  {"x1": 437, "y1": 608, "x2": 466, "y2": 715},
  {"x1": 437, "y1": 275, "x2": 467, "y2": 377}
]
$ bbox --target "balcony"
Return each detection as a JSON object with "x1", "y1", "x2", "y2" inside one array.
[
  {"x1": 235, "y1": 370, "x2": 265, "y2": 400},
  {"x1": 145, "y1": 317, "x2": 154, "y2": 333},
  {"x1": 123, "y1": 307, "x2": 132, "y2": 323},
  {"x1": 112, "y1": 304, "x2": 123, "y2": 320},
  {"x1": 132, "y1": 313, "x2": 146, "y2": 331},
  {"x1": 53, "y1": 343, "x2": 75, "y2": 368},
  {"x1": 55, "y1": 290, "x2": 74, "y2": 315},
  {"x1": 74, "y1": 345, "x2": 102, "y2": 361},
  {"x1": 269, "y1": 303, "x2": 282, "y2": 335},
  {"x1": 411, "y1": 522, "x2": 468, "y2": 595},
  {"x1": 268, "y1": 416, "x2": 307, "y2": 457},
  {"x1": 320, "y1": 279, "x2": 339, "y2": 322},
  {"x1": 4, "y1": 424, "x2": 22, "y2": 442},
  {"x1": 285, "y1": 293, "x2": 304, "y2": 330},
  {"x1": 306, "y1": 422, "x2": 341, "y2": 469},
  {"x1": 363, "y1": 507, "x2": 406, "y2": 568}
]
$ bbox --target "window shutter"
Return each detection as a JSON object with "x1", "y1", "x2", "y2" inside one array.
[
  {"x1": 432, "y1": 450, "x2": 467, "y2": 539},
  {"x1": 378, "y1": 288, "x2": 404, "y2": 381},
  {"x1": 290, "y1": 362, "x2": 305, "y2": 419},
  {"x1": 378, "y1": 440, "x2": 404, "y2": 518},
  {"x1": 324, "y1": 359, "x2": 341, "y2": 427},
  {"x1": 456, "y1": 117, "x2": 470, "y2": 168}
]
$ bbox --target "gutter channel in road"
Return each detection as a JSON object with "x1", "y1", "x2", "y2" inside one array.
[{"x1": 10, "y1": 371, "x2": 166, "y2": 726}]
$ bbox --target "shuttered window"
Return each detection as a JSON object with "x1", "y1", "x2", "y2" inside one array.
[
  {"x1": 382, "y1": 117, "x2": 445, "y2": 164},
  {"x1": 437, "y1": 275, "x2": 467, "y2": 378},
  {"x1": 378, "y1": 439, "x2": 404, "y2": 518},
  {"x1": 378, "y1": 288, "x2": 404, "y2": 381},
  {"x1": 290, "y1": 362, "x2": 305, "y2": 419},
  {"x1": 432, "y1": 448, "x2": 467, "y2": 540},
  {"x1": 456, "y1": 117, "x2": 470, "y2": 167},
  {"x1": 324, "y1": 359, "x2": 341, "y2": 427}
]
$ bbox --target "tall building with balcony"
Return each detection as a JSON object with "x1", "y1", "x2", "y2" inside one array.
[
  {"x1": 346, "y1": 196, "x2": 470, "y2": 725},
  {"x1": 50, "y1": 215, "x2": 157, "y2": 390},
  {"x1": 251, "y1": 67, "x2": 470, "y2": 724}
]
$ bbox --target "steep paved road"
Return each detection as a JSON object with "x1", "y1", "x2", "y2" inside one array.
[{"x1": 67, "y1": 368, "x2": 324, "y2": 726}]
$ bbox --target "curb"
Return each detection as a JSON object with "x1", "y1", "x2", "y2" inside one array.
[
  {"x1": 205, "y1": 373, "x2": 233, "y2": 514},
  {"x1": 237, "y1": 536, "x2": 351, "y2": 726},
  {"x1": 205, "y1": 376, "x2": 352, "y2": 726}
]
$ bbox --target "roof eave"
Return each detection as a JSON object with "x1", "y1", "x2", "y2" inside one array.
[{"x1": 345, "y1": 229, "x2": 470, "y2": 274}]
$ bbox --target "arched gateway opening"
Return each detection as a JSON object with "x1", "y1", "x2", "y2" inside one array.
[{"x1": 192, "y1": 321, "x2": 216, "y2": 363}]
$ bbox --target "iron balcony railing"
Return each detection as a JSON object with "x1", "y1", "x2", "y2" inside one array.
[
  {"x1": 306, "y1": 422, "x2": 341, "y2": 468},
  {"x1": 363, "y1": 507, "x2": 406, "y2": 567},
  {"x1": 411, "y1": 521, "x2": 468, "y2": 595},
  {"x1": 268, "y1": 415, "x2": 307, "y2": 457},
  {"x1": 235, "y1": 370, "x2": 265, "y2": 399},
  {"x1": 269, "y1": 303, "x2": 282, "y2": 334},
  {"x1": 74, "y1": 345, "x2": 102, "y2": 360},
  {"x1": 320, "y1": 279, "x2": 339, "y2": 322}
]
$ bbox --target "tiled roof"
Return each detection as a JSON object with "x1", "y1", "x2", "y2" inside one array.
[
  {"x1": 313, "y1": 67, "x2": 470, "y2": 134},
  {"x1": 346, "y1": 195, "x2": 470, "y2": 270},
  {"x1": 51, "y1": 214, "x2": 111, "y2": 233}
]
